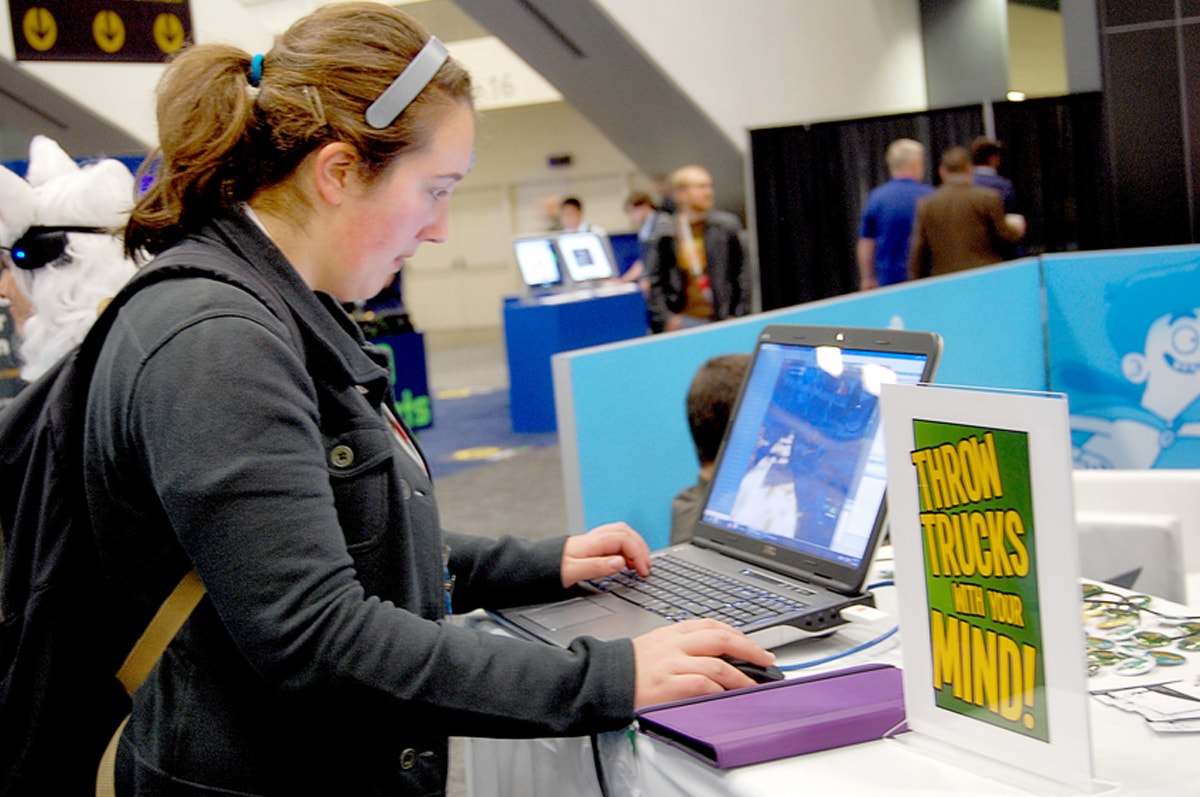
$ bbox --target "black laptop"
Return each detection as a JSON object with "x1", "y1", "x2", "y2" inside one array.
[{"x1": 491, "y1": 324, "x2": 943, "y2": 648}]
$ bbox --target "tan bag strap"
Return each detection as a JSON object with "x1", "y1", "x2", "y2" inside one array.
[
  {"x1": 117, "y1": 569, "x2": 206, "y2": 695},
  {"x1": 97, "y1": 570, "x2": 206, "y2": 796},
  {"x1": 95, "y1": 715, "x2": 129, "y2": 797}
]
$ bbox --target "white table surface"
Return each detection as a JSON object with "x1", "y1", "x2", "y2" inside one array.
[{"x1": 463, "y1": 565, "x2": 1200, "y2": 796}]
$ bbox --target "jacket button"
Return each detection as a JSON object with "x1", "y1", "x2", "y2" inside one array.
[
  {"x1": 330, "y1": 445, "x2": 354, "y2": 468},
  {"x1": 399, "y1": 748, "x2": 417, "y2": 770}
]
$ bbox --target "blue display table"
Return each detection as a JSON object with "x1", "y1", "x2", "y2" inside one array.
[{"x1": 503, "y1": 288, "x2": 648, "y2": 432}]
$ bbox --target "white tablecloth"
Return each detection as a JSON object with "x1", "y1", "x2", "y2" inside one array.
[{"x1": 464, "y1": 576, "x2": 1200, "y2": 796}]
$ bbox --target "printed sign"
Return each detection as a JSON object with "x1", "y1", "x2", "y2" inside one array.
[
  {"x1": 10, "y1": 1, "x2": 192, "y2": 63},
  {"x1": 371, "y1": 333, "x2": 433, "y2": 431},
  {"x1": 882, "y1": 383, "x2": 1095, "y2": 792},
  {"x1": 910, "y1": 422, "x2": 1046, "y2": 740}
]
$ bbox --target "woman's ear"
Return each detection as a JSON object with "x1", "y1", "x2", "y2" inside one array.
[{"x1": 311, "y1": 142, "x2": 361, "y2": 206}]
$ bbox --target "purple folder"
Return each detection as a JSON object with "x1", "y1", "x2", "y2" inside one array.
[{"x1": 635, "y1": 663, "x2": 906, "y2": 769}]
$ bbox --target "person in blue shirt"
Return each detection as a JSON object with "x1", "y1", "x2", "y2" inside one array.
[{"x1": 856, "y1": 138, "x2": 934, "y2": 290}]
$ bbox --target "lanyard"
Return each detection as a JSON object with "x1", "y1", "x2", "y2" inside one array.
[
  {"x1": 383, "y1": 404, "x2": 428, "y2": 477},
  {"x1": 382, "y1": 405, "x2": 450, "y2": 612}
]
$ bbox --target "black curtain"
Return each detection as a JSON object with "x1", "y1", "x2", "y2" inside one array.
[
  {"x1": 992, "y1": 93, "x2": 1113, "y2": 254},
  {"x1": 751, "y1": 93, "x2": 1108, "y2": 312}
]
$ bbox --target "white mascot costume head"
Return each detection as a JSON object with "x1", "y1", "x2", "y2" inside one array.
[{"x1": 0, "y1": 135, "x2": 138, "y2": 382}]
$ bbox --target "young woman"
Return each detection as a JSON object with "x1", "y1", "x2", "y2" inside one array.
[{"x1": 89, "y1": 4, "x2": 771, "y2": 794}]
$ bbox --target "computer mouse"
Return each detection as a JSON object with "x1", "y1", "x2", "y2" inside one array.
[{"x1": 720, "y1": 656, "x2": 785, "y2": 684}]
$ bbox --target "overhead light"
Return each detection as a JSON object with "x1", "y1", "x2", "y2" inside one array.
[{"x1": 1006, "y1": 90, "x2": 1027, "y2": 102}]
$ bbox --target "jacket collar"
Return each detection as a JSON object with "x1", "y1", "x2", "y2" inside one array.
[{"x1": 200, "y1": 210, "x2": 390, "y2": 392}]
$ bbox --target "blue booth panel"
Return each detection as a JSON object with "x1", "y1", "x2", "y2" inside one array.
[
  {"x1": 555, "y1": 261, "x2": 1047, "y2": 550},
  {"x1": 1044, "y1": 245, "x2": 1200, "y2": 469},
  {"x1": 504, "y1": 289, "x2": 648, "y2": 433}
]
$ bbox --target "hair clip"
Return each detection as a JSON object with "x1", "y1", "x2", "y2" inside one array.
[
  {"x1": 365, "y1": 36, "x2": 449, "y2": 130},
  {"x1": 301, "y1": 85, "x2": 327, "y2": 127}
]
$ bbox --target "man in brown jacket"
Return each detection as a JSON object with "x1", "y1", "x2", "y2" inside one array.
[{"x1": 908, "y1": 147, "x2": 1025, "y2": 280}]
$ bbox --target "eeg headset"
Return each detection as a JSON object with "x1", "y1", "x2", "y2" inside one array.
[{"x1": 6, "y1": 226, "x2": 110, "y2": 270}]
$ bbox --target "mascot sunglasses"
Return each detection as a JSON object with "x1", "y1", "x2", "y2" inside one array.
[{"x1": 3, "y1": 226, "x2": 110, "y2": 271}]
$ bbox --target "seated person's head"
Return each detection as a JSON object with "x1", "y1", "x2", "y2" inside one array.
[
  {"x1": 686, "y1": 353, "x2": 751, "y2": 468},
  {"x1": 559, "y1": 196, "x2": 583, "y2": 230}
]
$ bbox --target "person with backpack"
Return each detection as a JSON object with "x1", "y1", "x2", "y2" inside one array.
[{"x1": 78, "y1": 4, "x2": 772, "y2": 795}]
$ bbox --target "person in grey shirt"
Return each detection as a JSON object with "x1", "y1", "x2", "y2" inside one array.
[{"x1": 672, "y1": 354, "x2": 750, "y2": 544}]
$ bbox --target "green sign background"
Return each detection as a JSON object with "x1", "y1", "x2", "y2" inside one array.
[{"x1": 911, "y1": 420, "x2": 1049, "y2": 742}]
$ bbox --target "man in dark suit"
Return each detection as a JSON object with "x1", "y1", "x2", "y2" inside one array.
[
  {"x1": 969, "y1": 137, "x2": 1018, "y2": 214},
  {"x1": 908, "y1": 147, "x2": 1025, "y2": 280},
  {"x1": 970, "y1": 137, "x2": 1025, "y2": 259}
]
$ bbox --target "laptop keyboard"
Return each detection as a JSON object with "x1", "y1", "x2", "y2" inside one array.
[{"x1": 586, "y1": 554, "x2": 810, "y2": 629}]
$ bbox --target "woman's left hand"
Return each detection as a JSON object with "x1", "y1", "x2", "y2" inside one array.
[{"x1": 561, "y1": 522, "x2": 652, "y2": 588}]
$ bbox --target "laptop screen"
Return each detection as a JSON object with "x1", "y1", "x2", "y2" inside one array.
[
  {"x1": 513, "y1": 236, "x2": 563, "y2": 287},
  {"x1": 557, "y1": 232, "x2": 616, "y2": 282},
  {"x1": 699, "y1": 327, "x2": 938, "y2": 582}
]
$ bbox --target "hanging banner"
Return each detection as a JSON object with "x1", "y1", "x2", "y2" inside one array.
[{"x1": 10, "y1": 1, "x2": 192, "y2": 63}]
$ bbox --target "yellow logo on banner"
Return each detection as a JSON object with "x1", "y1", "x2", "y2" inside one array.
[
  {"x1": 153, "y1": 13, "x2": 185, "y2": 54},
  {"x1": 93, "y1": 10, "x2": 125, "y2": 54},
  {"x1": 22, "y1": 7, "x2": 57, "y2": 52}
]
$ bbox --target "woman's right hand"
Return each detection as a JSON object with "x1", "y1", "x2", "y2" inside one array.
[{"x1": 631, "y1": 619, "x2": 775, "y2": 707}]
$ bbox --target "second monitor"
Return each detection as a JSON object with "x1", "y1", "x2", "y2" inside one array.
[{"x1": 556, "y1": 231, "x2": 616, "y2": 283}]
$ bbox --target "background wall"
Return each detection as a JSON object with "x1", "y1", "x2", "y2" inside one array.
[
  {"x1": 592, "y1": 0, "x2": 929, "y2": 148},
  {"x1": 1008, "y1": 3, "x2": 1069, "y2": 97}
]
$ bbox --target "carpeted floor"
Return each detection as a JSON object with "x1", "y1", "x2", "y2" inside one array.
[
  {"x1": 433, "y1": 442, "x2": 569, "y2": 543},
  {"x1": 436, "y1": 439, "x2": 569, "y2": 797},
  {"x1": 419, "y1": 337, "x2": 570, "y2": 797},
  {"x1": 416, "y1": 387, "x2": 558, "y2": 480}
]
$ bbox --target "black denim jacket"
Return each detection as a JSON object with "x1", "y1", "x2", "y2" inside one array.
[{"x1": 83, "y1": 211, "x2": 634, "y2": 796}]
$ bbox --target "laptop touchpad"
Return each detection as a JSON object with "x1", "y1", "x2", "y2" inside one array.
[{"x1": 524, "y1": 598, "x2": 613, "y2": 631}]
